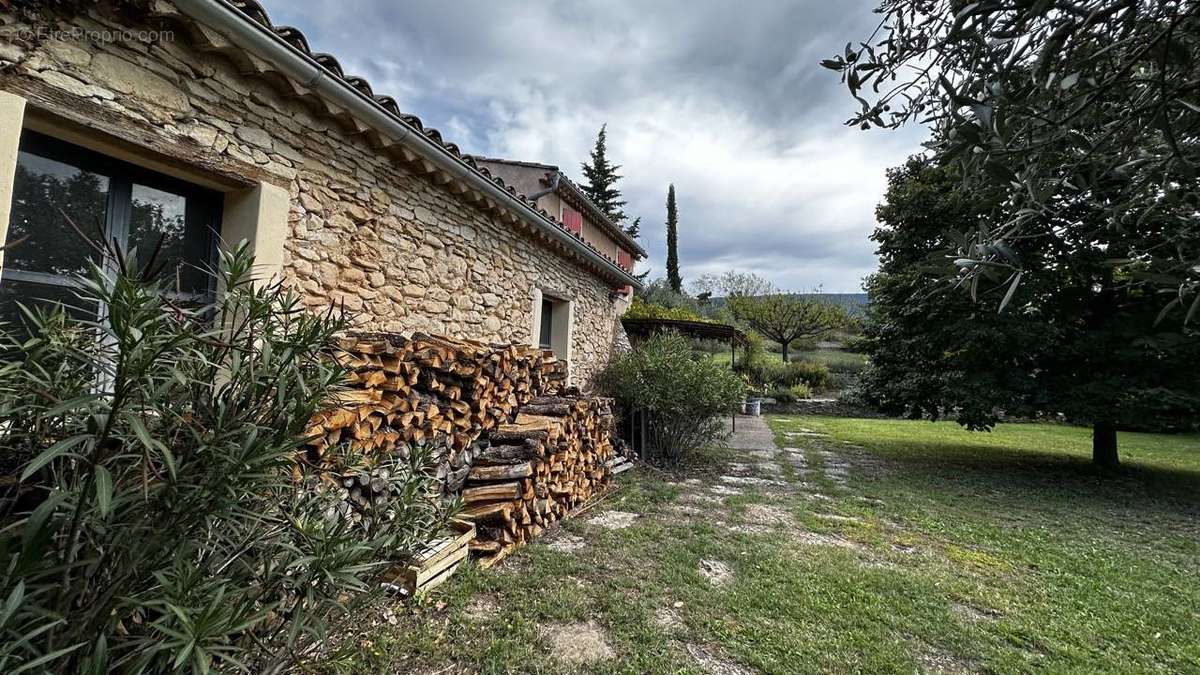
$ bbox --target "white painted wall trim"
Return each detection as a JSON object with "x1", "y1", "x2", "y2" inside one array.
[
  {"x1": 221, "y1": 181, "x2": 290, "y2": 284},
  {"x1": 528, "y1": 287, "x2": 543, "y2": 349},
  {"x1": 530, "y1": 286, "x2": 575, "y2": 384},
  {"x1": 554, "y1": 298, "x2": 574, "y2": 386},
  {"x1": 0, "y1": 91, "x2": 28, "y2": 274}
]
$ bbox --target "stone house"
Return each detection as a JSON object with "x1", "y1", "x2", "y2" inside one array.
[
  {"x1": 474, "y1": 157, "x2": 645, "y2": 277},
  {"x1": 0, "y1": 0, "x2": 644, "y2": 387}
]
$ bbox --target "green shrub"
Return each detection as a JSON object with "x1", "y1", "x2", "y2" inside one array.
[
  {"x1": 635, "y1": 278, "x2": 703, "y2": 314},
  {"x1": 622, "y1": 297, "x2": 715, "y2": 323},
  {"x1": 597, "y1": 334, "x2": 744, "y2": 465},
  {"x1": 766, "y1": 383, "x2": 812, "y2": 403},
  {"x1": 841, "y1": 334, "x2": 869, "y2": 353},
  {"x1": 733, "y1": 352, "x2": 771, "y2": 389},
  {"x1": 779, "y1": 360, "x2": 832, "y2": 389},
  {"x1": 738, "y1": 358, "x2": 832, "y2": 391},
  {"x1": 0, "y1": 243, "x2": 453, "y2": 674}
]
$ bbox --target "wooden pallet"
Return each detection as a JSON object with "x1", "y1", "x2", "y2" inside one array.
[
  {"x1": 384, "y1": 519, "x2": 475, "y2": 596},
  {"x1": 606, "y1": 456, "x2": 635, "y2": 476}
]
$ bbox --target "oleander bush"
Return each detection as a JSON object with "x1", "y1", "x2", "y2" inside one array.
[
  {"x1": 597, "y1": 334, "x2": 744, "y2": 465},
  {"x1": 0, "y1": 242, "x2": 451, "y2": 674}
]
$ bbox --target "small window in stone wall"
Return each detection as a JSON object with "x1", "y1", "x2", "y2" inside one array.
[
  {"x1": 535, "y1": 292, "x2": 573, "y2": 370},
  {"x1": 539, "y1": 297, "x2": 554, "y2": 348}
]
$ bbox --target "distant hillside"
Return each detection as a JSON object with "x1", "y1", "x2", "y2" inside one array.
[
  {"x1": 706, "y1": 292, "x2": 870, "y2": 316},
  {"x1": 795, "y1": 293, "x2": 870, "y2": 316}
]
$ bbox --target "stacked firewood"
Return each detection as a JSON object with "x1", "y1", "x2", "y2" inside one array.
[
  {"x1": 303, "y1": 332, "x2": 567, "y2": 476},
  {"x1": 303, "y1": 331, "x2": 618, "y2": 569},
  {"x1": 461, "y1": 395, "x2": 615, "y2": 567}
]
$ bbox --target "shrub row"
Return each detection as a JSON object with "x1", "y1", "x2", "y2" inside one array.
[{"x1": 735, "y1": 356, "x2": 832, "y2": 392}]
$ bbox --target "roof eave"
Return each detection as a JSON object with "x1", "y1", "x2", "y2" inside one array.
[
  {"x1": 552, "y1": 172, "x2": 648, "y2": 257},
  {"x1": 170, "y1": 0, "x2": 643, "y2": 291}
]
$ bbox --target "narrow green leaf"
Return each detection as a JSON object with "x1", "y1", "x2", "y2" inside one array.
[
  {"x1": 94, "y1": 465, "x2": 113, "y2": 518},
  {"x1": 126, "y1": 415, "x2": 161, "y2": 453},
  {"x1": 0, "y1": 581, "x2": 24, "y2": 629},
  {"x1": 161, "y1": 447, "x2": 178, "y2": 480},
  {"x1": 21, "y1": 436, "x2": 90, "y2": 481},
  {"x1": 1154, "y1": 297, "x2": 1180, "y2": 326},
  {"x1": 1185, "y1": 292, "x2": 1200, "y2": 326},
  {"x1": 10, "y1": 641, "x2": 86, "y2": 674},
  {"x1": 999, "y1": 271, "x2": 1023, "y2": 313}
]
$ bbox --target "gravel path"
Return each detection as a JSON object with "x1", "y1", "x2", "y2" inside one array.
[{"x1": 723, "y1": 415, "x2": 777, "y2": 451}]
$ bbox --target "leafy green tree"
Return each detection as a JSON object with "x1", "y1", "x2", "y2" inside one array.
[
  {"x1": 728, "y1": 292, "x2": 848, "y2": 363},
  {"x1": 580, "y1": 124, "x2": 627, "y2": 225},
  {"x1": 665, "y1": 184, "x2": 682, "y2": 293},
  {"x1": 716, "y1": 271, "x2": 774, "y2": 299},
  {"x1": 861, "y1": 157, "x2": 1200, "y2": 466},
  {"x1": 827, "y1": 2, "x2": 1200, "y2": 317}
]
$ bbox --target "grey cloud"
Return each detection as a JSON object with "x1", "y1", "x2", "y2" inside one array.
[{"x1": 259, "y1": 0, "x2": 927, "y2": 291}]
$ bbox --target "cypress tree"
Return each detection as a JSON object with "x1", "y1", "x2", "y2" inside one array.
[
  {"x1": 580, "y1": 125, "x2": 627, "y2": 224},
  {"x1": 665, "y1": 184, "x2": 682, "y2": 293},
  {"x1": 625, "y1": 216, "x2": 641, "y2": 239}
]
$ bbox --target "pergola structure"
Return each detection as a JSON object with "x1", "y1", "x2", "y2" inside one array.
[
  {"x1": 619, "y1": 317, "x2": 750, "y2": 436},
  {"x1": 620, "y1": 317, "x2": 749, "y2": 359}
]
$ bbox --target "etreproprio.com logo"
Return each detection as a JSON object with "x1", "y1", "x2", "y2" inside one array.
[{"x1": 13, "y1": 25, "x2": 176, "y2": 44}]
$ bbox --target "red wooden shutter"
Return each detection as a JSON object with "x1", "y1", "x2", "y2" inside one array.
[
  {"x1": 617, "y1": 248, "x2": 633, "y2": 271},
  {"x1": 563, "y1": 208, "x2": 583, "y2": 234}
]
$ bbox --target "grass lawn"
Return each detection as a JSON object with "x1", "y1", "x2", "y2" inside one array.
[
  {"x1": 320, "y1": 418, "x2": 1200, "y2": 674},
  {"x1": 789, "y1": 349, "x2": 867, "y2": 373}
]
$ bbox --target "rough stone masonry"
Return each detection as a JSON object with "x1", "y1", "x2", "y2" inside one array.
[{"x1": 0, "y1": 2, "x2": 631, "y2": 387}]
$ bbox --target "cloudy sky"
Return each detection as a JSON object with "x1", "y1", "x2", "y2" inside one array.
[{"x1": 259, "y1": 1, "x2": 927, "y2": 293}]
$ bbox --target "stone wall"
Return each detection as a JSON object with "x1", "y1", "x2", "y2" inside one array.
[{"x1": 0, "y1": 3, "x2": 629, "y2": 387}]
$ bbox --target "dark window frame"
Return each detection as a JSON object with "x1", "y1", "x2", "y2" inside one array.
[
  {"x1": 2, "y1": 130, "x2": 224, "y2": 305},
  {"x1": 539, "y1": 297, "x2": 554, "y2": 349}
]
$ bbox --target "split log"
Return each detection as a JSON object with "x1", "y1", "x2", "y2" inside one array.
[
  {"x1": 474, "y1": 442, "x2": 540, "y2": 465},
  {"x1": 462, "y1": 482, "x2": 521, "y2": 503},
  {"x1": 468, "y1": 462, "x2": 533, "y2": 481}
]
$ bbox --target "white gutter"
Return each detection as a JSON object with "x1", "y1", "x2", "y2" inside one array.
[{"x1": 172, "y1": 0, "x2": 642, "y2": 289}]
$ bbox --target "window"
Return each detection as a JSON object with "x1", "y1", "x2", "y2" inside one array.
[
  {"x1": 539, "y1": 297, "x2": 554, "y2": 348},
  {"x1": 1, "y1": 131, "x2": 222, "y2": 330},
  {"x1": 534, "y1": 290, "x2": 572, "y2": 374},
  {"x1": 562, "y1": 207, "x2": 583, "y2": 234},
  {"x1": 617, "y1": 247, "x2": 633, "y2": 271}
]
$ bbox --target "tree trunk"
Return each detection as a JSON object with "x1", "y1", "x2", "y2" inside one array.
[
  {"x1": 1092, "y1": 422, "x2": 1119, "y2": 467},
  {"x1": 780, "y1": 340, "x2": 790, "y2": 363}
]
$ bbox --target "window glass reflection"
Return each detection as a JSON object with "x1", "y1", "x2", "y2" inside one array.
[{"x1": 6, "y1": 151, "x2": 109, "y2": 277}]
